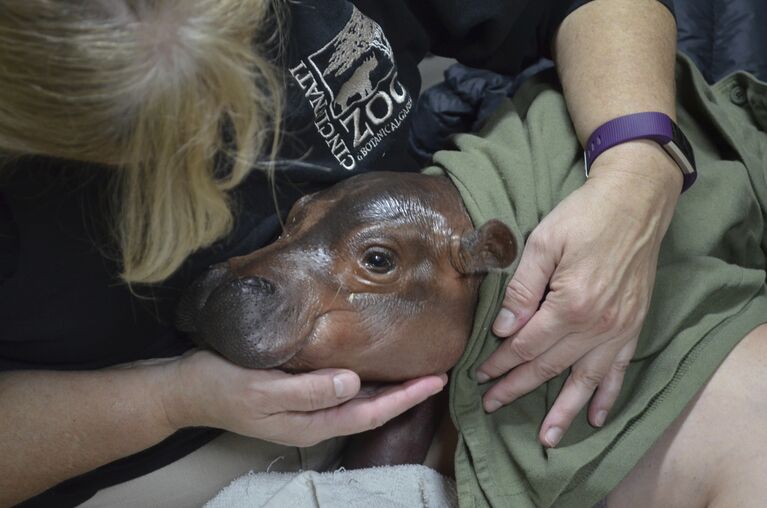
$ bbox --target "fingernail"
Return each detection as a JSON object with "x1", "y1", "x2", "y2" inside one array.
[
  {"x1": 494, "y1": 309, "x2": 516, "y2": 335},
  {"x1": 333, "y1": 373, "x2": 357, "y2": 398},
  {"x1": 485, "y1": 399, "x2": 502, "y2": 412},
  {"x1": 544, "y1": 427, "x2": 563, "y2": 448},
  {"x1": 594, "y1": 410, "x2": 608, "y2": 427},
  {"x1": 476, "y1": 371, "x2": 490, "y2": 383},
  {"x1": 429, "y1": 384, "x2": 445, "y2": 396}
]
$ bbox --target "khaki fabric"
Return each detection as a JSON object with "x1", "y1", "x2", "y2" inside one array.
[{"x1": 425, "y1": 54, "x2": 767, "y2": 507}]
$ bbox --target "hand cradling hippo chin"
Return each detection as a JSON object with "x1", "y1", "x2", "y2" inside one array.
[{"x1": 176, "y1": 171, "x2": 516, "y2": 468}]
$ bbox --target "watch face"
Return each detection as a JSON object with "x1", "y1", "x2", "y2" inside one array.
[
  {"x1": 669, "y1": 120, "x2": 696, "y2": 172},
  {"x1": 664, "y1": 141, "x2": 696, "y2": 176}
]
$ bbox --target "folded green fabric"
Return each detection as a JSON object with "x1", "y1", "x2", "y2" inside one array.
[{"x1": 424, "y1": 54, "x2": 767, "y2": 507}]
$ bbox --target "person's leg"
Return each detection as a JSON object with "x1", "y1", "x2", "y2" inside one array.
[{"x1": 607, "y1": 323, "x2": 767, "y2": 508}]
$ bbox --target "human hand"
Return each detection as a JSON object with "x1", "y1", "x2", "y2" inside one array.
[
  {"x1": 160, "y1": 350, "x2": 447, "y2": 447},
  {"x1": 476, "y1": 141, "x2": 682, "y2": 447}
]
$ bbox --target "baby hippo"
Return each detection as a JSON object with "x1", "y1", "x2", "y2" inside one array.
[
  {"x1": 177, "y1": 172, "x2": 515, "y2": 382},
  {"x1": 176, "y1": 171, "x2": 515, "y2": 468}
]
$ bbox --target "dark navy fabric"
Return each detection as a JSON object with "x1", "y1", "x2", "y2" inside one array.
[
  {"x1": 410, "y1": 60, "x2": 554, "y2": 165},
  {"x1": 0, "y1": 191, "x2": 16, "y2": 283},
  {"x1": 676, "y1": 0, "x2": 767, "y2": 84}
]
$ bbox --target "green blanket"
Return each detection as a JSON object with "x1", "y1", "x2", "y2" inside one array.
[{"x1": 424, "y1": 54, "x2": 767, "y2": 507}]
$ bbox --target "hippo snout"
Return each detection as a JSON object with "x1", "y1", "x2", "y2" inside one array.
[
  {"x1": 175, "y1": 263, "x2": 232, "y2": 336},
  {"x1": 239, "y1": 276, "x2": 276, "y2": 294},
  {"x1": 177, "y1": 267, "x2": 300, "y2": 369}
]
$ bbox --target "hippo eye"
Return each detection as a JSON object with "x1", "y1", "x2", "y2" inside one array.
[{"x1": 362, "y1": 249, "x2": 395, "y2": 274}]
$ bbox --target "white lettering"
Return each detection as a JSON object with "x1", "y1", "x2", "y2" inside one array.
[
  {"x1": 340, "y1": 154, "x2": 356, "y2": 170},
  {"x1": 365, "y1": 91, "x2": 394, "y2": 125},
  {"x1": 389, "y1": 75, "x2": 408, "y2": 104},
  {"x1": 327, "y1": 133, "x2": 347, "y2": 158},
  {"x1": 289, "y1": 62, "x2": 313, "y2": 89},
  {"x1": 305, "y1": 81, "x2": 324, "y2": 103},
  {"x1": 318, "y1": 121, "x2": 335, "y2": 138},
  {"x1": 341, "y1": 107, "x2": 374, "y2": 148}
]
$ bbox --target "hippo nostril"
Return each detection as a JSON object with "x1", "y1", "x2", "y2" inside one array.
[
  {"x1": 193, "y1": 273, "x2": 292, "y2": 369},
  {"x1": 238, "y1": 276, "x2": 276, "y2": 295},
  {"x1": 175, "y1": 263, "x2": 234, "y2": 334}
]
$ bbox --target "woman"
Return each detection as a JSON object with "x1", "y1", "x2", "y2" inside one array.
[{"x1": 0, "y1": 0, "x2": 679, "y2": 505}]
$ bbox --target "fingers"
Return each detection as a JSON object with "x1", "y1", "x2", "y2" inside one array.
[
  {"x1": 281, "y1": 375, "x2": 448, "y2": 446},
  {"x1": 492, "y1": 231, "x2": 558, "y2": 338},
  {"x1": 537, "y1": 345, "x2": 621, "y2": 447},
  {"x1": 481, "y1": 326, "x2": 622, "y2": 410},
  {"x1": 478, "y1": 304, "x2": 572, "y2": 382},
  {"x1": 483, "y1": 335, "x2": 635, "y2": 449},
  {"x1": 481, "y1": 336, "x2": 582, "y2": 412},
  {"x1": 256, "y1": 368, "x2": 367, "y2": 413},
  {"x1": 587, "y1": 339, "x2": 636, "y2": 427}
]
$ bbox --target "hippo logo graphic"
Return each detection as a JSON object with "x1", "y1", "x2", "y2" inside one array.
[
  {"x1": 310, "y1": 7, "x2": 396, "y2": 118},
  {"x1": 289, "y1": 7, "x2": 413, "y2": 171},
  {"x1": 334, "y1": 55, "x2": 378, "y2": 110}
]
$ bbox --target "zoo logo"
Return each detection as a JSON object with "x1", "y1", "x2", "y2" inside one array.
[{"x1": 289, "y1": 7, "x2": 413, "y2": 171}]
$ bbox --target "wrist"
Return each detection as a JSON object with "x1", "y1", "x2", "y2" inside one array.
[
  {"x1": 156, "y1": 359, "x2": 192, "y2": 432},
  {"x1": 586, "y1": 140, "x2": 683, "y2": 229},
  {"x1": 583, "y1": 111, "x2": 696, "y2": 193},
  {"x1": 588, "y1": 140, "x2": 684, "y2": 194}
]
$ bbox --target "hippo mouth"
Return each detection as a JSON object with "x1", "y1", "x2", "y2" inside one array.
[{"x1": 175, "y1": 264, "x2": 314, "y2": 369}]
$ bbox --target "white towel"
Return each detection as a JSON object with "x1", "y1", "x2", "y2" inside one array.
[{"x1": 204, "y1": 464, "x2": 458, "y2": 508}]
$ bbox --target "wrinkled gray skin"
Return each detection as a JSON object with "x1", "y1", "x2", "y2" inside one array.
[{"x1": 177, "y1": 172, "x2": 516, "y2": 383}]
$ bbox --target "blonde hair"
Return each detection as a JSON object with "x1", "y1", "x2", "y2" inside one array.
[{"x1": 0, "y1": 0, "x2": 283, "y2": 283}]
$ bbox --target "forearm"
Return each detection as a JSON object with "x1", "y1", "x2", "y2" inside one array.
[
  {"x1": 556, "y1": 0, "x2": 677, "y2": 137},
  {"x1": 482, "y1": 0, "x2": 685, "y2": 442},
  {"x1": 0, "y1": 365, "x2": 175, "y2": 505}
]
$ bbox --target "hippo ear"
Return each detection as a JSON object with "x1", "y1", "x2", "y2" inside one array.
[{"x1": 450, "y1": 219, "x2": 516, "y2": 274}]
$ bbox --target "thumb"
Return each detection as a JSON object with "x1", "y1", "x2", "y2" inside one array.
[
  {"x1": 493, "y1": 231, "x2": 557, "y2": 337},
  {"x1": 261, "y1": 368, "x2": 362, "y2": 413}
]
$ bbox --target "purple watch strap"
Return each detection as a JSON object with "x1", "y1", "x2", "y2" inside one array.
[{"x1": 584, "y1": 112, "x2": 697, "y2": 192}]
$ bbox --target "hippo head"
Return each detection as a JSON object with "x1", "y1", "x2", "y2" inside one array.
[{"x1": 176, "y1": 172, "x2": 516, "y2": 382}]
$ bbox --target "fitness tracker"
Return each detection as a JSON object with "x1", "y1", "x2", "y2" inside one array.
[{"x1": 583, "y1": 112, "x2": 697, "y2": 192}]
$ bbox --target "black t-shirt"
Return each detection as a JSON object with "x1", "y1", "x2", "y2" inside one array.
[{"x1": 1, "y1": 0, "x2": 672, "y2": 505}]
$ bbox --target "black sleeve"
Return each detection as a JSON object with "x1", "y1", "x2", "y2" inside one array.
[
  {"x1": 405, "y1": 0, "x2": 676, "y2": 75},
  {"x1": 0, "y1": 192, "x2": 18, "y2": 285}
]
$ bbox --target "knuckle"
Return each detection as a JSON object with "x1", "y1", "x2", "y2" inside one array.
[
  {"x1": 615, "y1": 320, "x2": 636, "y2": 339},
  {"x1": 304, "y1": 380, "x2": 329, "y2": 411},
  {"x1": 527, "y1": 229, "x2": 550, "y2": 253},
  {"x1": 571, "y1": 368, "x2": 603, "y2": 390},
  {"x1": 614, "y1": 310, "x2": 645, "y2": 339},
  {"x1": 562, "y1": 298, "x2": 593, "y2": 324},
  {"x1": 481, "y1": 358, "x2": 504, "y2": 378},
  {"x1": 533, "y1": 359, "x2": 564, "y2": 381},
  {"x1": 626, "y1": 309, "x2": 647, "y2": 334},
  {"x1": 508, "y1": 339, "x2": 537, "y2": 363},
  {"x1": 366, "y1": 413, "x2": 386, "y2": 431},
  {"x1": 505, "y1": 279, "x2": 537, "y2": 309},
  {"x1": 490, "y1": 381, "x2": 523, "y2": 404},
  {"x1": 551, "y1": 402, "x2": 579, "y2": 423},
  {"x1": 612, "y1": 358, "x2": 631, "y2": 374},
  {"x1": 594, "y1": 307, "x2": 620, "y2": 333}
]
